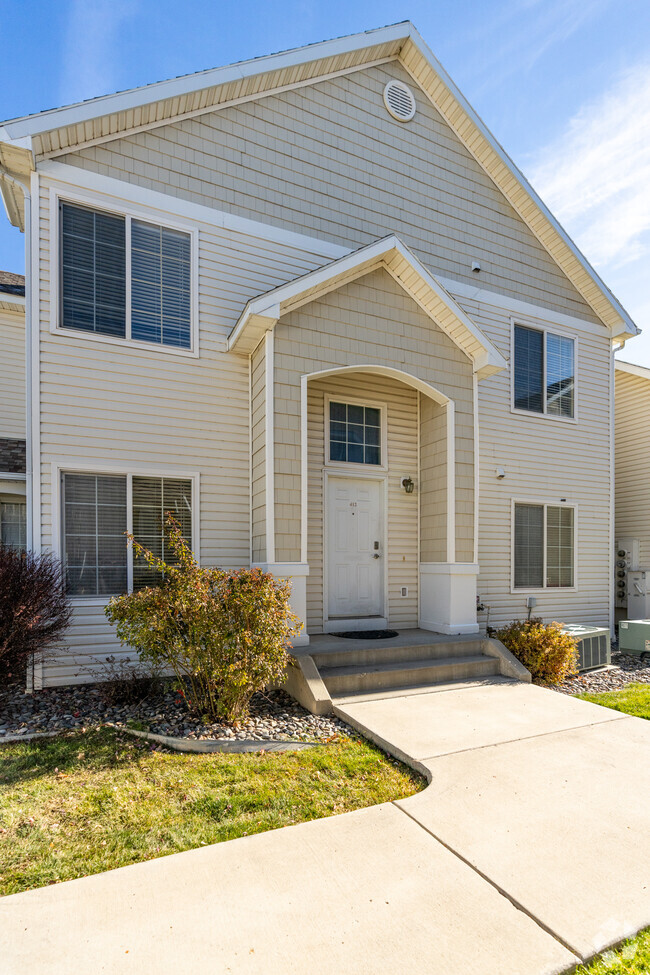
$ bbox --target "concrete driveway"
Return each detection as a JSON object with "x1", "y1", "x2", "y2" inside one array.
[{"x1": 2, "y1": 678, "x2": 649, "y2": 974}]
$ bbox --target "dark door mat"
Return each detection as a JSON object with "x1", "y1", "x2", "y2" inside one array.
[{"x1": 332, "y1": 629, "x2": 399, "y2": 640}]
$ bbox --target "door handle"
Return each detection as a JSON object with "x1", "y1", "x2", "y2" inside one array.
[{"x1": 373, "y1": 553, "x2": 381, "y2": 559}]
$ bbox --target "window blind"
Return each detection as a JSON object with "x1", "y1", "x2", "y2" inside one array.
[
  {"x1": 0, "y1": 502, "x2": 26, "y2": 551},
  {"x1": 131, "y1": 221, "x2": 191, "y2": 348},
  {"x1": 514, "y1": 503, "x2": 544, "y2": 588},
  {"x1": 132, "y1": 476, "x2": 192, "y2": 589},
  {"x1": 62, "y1": 473, "x2": 128, "y2": 596},
  {"x1": 61, "y1": 203, "x2": 126, "y2": 337}
]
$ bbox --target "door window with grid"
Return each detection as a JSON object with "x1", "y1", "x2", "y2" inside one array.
[{"x1": 329, "y1": 402, "x2": 381, "y2": 465}]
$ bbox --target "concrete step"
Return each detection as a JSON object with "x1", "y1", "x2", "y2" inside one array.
[
  {"x1": 320, "y1": 653, "x2": 499, "y2": 696},
  {"x1": 310, "y1": 640, "x2": 485, "y2": 670}
]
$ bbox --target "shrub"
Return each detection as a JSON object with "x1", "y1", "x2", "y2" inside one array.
[
  {"x1": 91, "y1": 655, "x2": 164, "y2": 706},
  {"x1": 0, "y1": 546, "x2": 71, "y2": 681},
  {"x1": 105, "y1": 516, "x2": 301, "y2": 723},
  {"x1": 495, "y1": 618, "x2": 578, "y2": 684}
]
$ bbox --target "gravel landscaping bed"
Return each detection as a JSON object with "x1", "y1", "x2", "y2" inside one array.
[
  {"x1": 553, "y1": 650, "x2": 650, "y2": 695},
  {"x1": 0, "y1": 680, "x2": 351, "y2": 743}
]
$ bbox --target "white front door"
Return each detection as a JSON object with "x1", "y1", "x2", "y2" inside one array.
[{"x1": 327, "y1": 476, "x2": 384, "y2": 620}]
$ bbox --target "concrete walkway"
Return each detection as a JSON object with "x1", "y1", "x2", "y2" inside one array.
[{"x1": 2, "y1": 678, "x2": 650, "y2": 974}]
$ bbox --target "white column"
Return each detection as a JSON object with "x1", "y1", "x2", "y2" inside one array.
[
  {"x1": 255, "y1": 562, "x2": 310, "y2": 647},
  {"x1": 419, "y1": 562, "x2": 479, "y2": 634}
]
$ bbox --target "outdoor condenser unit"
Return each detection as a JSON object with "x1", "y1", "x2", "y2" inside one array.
[
  {"x1": 561, "y1": 624, "x2": 611, "y2": 672},
  {"x1": 618, "y1": 620, "x2": 650, "y2": 658}
]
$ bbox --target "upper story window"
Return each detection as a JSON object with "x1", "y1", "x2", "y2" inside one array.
[
  {"x1": 513, "y1": 324, "x2": 575, "y2": 419},
  {"x1": 60, "y1": 202, "x2": 192, "y2": 350},
  {"x1": 329, "y1": 401, "x2": 381, "y2": 465}
]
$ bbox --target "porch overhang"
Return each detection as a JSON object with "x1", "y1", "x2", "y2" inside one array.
[{"x1": 228, "y1": 235, "x2": 507, "y2": 380}]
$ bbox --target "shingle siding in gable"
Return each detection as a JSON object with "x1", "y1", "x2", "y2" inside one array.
[{"x1": 58, "y1": 61, "x2": 599, "y2": 326}]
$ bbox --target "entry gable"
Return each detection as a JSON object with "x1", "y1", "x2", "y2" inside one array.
[{"x1": 228, "y1": 235, "x2": 506, "y2": 379}]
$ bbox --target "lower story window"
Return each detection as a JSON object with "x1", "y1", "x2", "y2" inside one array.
[
  {"x1": 514, "y1": 502, "x2": 574, "y2": 589},
  {"x1": 1, "y1": 500, "x2": 27, "y2": 550},
  {"x1": 62, "y1": 472, "x2": 192, "y2": 597}
]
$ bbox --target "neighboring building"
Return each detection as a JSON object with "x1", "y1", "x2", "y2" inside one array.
[
  {"x1": 0, "y1": 24, "x2": 639, "y2": 686},
  {"x1": 614, "y1": 360, "x2": 650, "y2": 620},
  {"x1": 0, "y1": 271, "x2": 26, "y2": 550}
]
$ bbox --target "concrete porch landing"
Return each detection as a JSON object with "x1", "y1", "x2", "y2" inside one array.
[{"x1": 286, "y1": 628, "x2": 529, "y2": 712}]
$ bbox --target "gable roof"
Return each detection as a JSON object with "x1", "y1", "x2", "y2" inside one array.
[
  {"x1": 615, "y1": 360, "x2": 650, "y2": 382},
  {"x1": 228, "y1": 234, "x2": 507, "y2": 379},
  {"x1": 0, "y1": 22, "x2": 638, "y2": 340}
]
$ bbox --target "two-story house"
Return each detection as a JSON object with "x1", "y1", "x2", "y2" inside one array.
[{"x1": 0, "y1": 24, "x2": 638, "y2": 687}]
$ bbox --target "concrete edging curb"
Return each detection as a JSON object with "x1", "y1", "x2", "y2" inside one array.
[{"x1": 0, "y1": 725, "x2": 320, "y2": 754}]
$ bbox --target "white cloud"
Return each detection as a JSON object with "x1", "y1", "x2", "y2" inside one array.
[
  {"x1": 455, "y1": 0, "x2": 614, "y2": 93},
  {"x1": 60, "y1": 0, "x2": 139, "y2": 105},
  {"x1": 528, "y1": 62, "x2": 650, "y2": 270}
]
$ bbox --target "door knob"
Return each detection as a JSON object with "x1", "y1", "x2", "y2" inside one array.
[{"x1": 373, "y1": 553, "x2": 381, "y2": 559}]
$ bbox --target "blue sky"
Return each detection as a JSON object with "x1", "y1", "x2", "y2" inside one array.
[{"x1": 2, "y1": 0, "x2": 650, "y2": 362}]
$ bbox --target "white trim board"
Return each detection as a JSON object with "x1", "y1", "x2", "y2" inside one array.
[
  {"x1": 38, "y1": 164, "x2": 633, "y2": 341},
  {"x1": 0, "y1": 26, "x2": 409, "y2": 139},
  {"x1": 39, "y1": 162, "x2": 348, "y2": 261}
]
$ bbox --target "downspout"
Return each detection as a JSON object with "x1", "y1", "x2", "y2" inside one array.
[
  {"x1": 0, "y1": 172, "x2": 34, "y2": 689},
  {"x1": 0, "y1": 172, "x2": 32, "y2": 552}
]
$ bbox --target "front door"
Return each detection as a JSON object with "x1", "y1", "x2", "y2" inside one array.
[{"x1": 327, "y1": 476, "x2": 384, "y2": 620}]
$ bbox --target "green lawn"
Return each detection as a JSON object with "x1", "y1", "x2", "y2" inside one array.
[
  {"x1": 0, "y1": 727, "x2": 424, "y2": 897},
  {"x1": 571, "y1": 683, "x2": 649, "y2": 972},
  {"x1": 575, "y1": 928, "x2": 650, "y2": 974},
  {"x1": 576, "y1": 682, "x2": 650, "y2": 720}
]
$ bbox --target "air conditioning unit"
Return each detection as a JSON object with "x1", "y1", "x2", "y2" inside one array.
[
  {"x1": 615, "y1": 537, "x2": 639, "y2": 609},
  {"x1": 561, "y1": 624, "x2": 611, "y2": 672},
  {"x1": 618, "y1": 619, "x2": 650, "y2": 658}
]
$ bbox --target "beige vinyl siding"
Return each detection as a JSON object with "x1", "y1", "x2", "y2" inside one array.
[
  {"x1": 271, "y1": 268, "x2": 475, "y2": 630},
  {"x1": 35, "y1": 176, "x2": 343, "y2": 685},
  {"x1": 58, "y1": 62, "x2": 597, "y2": 326},
  {"x1": 452, "y1": 291, "x2": 612, "y2": 629},
  {"x1": 306, "y1": 373, "x2": 419, "y2": 631},
  {"x1": 0, "y1": 309, "x2": 25, "y2": 440},
  {"x1": 420, "y1": 395, "x2": 447, "y2": 562},
  {"x1": 615, "y1": 369, "x2": 650, "y2": 566},
  {"x1": 251, "y1": 339, "x2": 266, "y2": 563}
]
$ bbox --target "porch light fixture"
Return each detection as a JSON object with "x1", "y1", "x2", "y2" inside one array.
[{"x1": 401, "y1": 476, "x2": 415, "y2": 494}]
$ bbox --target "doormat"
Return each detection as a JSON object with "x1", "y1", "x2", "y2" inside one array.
[{"x1": 332, "y1": 629, "x2": 399, "y2": 640}]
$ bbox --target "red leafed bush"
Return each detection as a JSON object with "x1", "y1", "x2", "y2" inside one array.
[{"x1": 0, "y1": 546, "x2": 71, "y2": 681}]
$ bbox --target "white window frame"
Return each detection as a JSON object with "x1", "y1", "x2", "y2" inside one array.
[
  {"x1": 52, "y1": 461, "x2": 200, "y2": 605},
  {"x1": 510, "y1": 498, "x2": 578, "y2": 593},
  {"x1": 324, "y1": 394, "x2": 388, "y2": 473},
  {"x1": 49, "y1": 186, "x2": 199, "y2": 358},
  {"x1": 510, "y1": 318, "x2": 578, "y2": 423}
]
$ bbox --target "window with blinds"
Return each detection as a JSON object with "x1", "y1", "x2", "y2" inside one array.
[
  {"x1": 0, "y1": 501, "x2": 27, "y2": 551},
  {"x1": 514, "y1": 502, "x2": 574, "y2": 589},
  {"x1": 61, "y1": 204, "x2": 126, "y2": 337},
  {"x1": 513, "y1": 324, "x2": 574, "y2": 418},
  {"x1": 62, "y1": 472, "x2": 193, "y2": 597},
  {"x1": 62, "y1": 473, "x2": 128, "y2": 596},
  {"x1": 60, "y1": 202, "x2": 192, "y2": 350},
  {"x1": 132, "y1": 477, "x2": 193, "y2": 590},
  {"x1": 131, "y1": 221, "x2": 191, "y2": 348}
]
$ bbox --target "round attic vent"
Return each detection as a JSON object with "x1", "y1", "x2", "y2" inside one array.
[{"x1": 383, "y1": 80, "x2": 416, "y2": 122}]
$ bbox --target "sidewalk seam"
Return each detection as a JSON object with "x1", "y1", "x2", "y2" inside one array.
[
  {"x1": 393, "y1": 800, "x2": 584, "y2": 964},
  {"x1": 417, "y1": 714, "x2": 631, "y2": 763}
]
